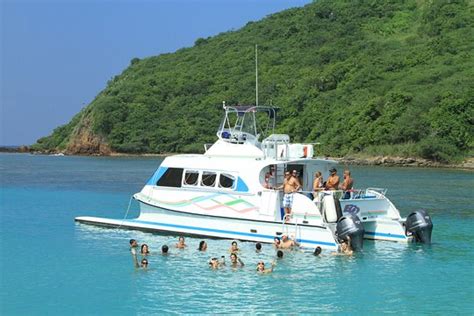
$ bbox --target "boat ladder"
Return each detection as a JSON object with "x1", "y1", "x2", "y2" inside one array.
[{"x1": 281, "y1": 215, "x2": 302, "y2": 242}]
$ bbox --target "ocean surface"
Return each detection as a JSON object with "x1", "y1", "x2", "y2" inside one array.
[{"x1": 1, "y1": 153, "x2": 473, "y2": 314}]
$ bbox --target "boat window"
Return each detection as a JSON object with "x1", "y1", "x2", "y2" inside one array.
[
  {"x1": 201, "y1": 171, "x2": 217, "y2": 187},
  {"x1": 183, "y1": 170, "x2": 199, "y2": 186},
  {"x1": 156, "y1": 168, "x2": 183, "y2": 188},
  {"x1": 219, "y1": 173, "x2": 235, "y2": 189}
]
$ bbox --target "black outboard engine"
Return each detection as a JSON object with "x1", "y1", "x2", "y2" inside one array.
[
  {"x1": 336, "y1": 214, "x2": 365, "y2": 252},
  {"x1": 405, "y1": 209, "x2": 433, "y2": 244}
]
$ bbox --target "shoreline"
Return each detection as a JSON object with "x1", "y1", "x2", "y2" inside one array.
[{"x1": 2, "y1": 146, "x2": 472, "y2": 170}]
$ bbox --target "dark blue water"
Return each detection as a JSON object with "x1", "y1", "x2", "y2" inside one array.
[{"x1": 1, "y1": 153, "x2": 473, "y2": 314}]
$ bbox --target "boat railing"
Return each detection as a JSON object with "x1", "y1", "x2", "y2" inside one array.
[{"x1": 310, "y1": 189, "x2": 387, "y2": 202}]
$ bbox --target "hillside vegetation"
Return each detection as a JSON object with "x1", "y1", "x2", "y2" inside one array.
[{"x1": 33, "y1": 0, "x2": 473, "y2": 162}]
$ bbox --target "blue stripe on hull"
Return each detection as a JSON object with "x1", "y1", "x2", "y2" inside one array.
[
  {"x1": 365, "y1": 231, "x2": 406, "y2": 239},
  {"x1": 128, "y1": 219, "x2": 337, "y2": 247}
]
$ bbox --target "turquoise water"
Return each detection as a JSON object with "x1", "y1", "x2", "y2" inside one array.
[{"x1": 1, "y1": 153, "x2": 473, "y2": 314}]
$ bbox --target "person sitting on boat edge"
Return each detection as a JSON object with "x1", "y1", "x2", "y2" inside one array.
[
  {"x1": 129, "y1": 239, "x2": 138, "y2": 255},
  {"x1": 230, "y1": 253, "x2": 245, "y2": 268},
  {"x1": 198, "y1": 240, "x2": 208, "y2": 251},
  {"x1": 229, "y1": 240, "x2": 240, "y2": 253},
  {"x1": 325, "y1": 168, "x2": 340, "y2": 190},
  {"x1": 339, "y1": 169, "x2": 354, "y2": 199},
  {"x1": 279, "y1": 234, "x2": 300, "y2": 249},
  {"x1": 257, "y1": 261, "x2": 275, "y2": 274},
  {"x1": 141, "y1": 244, "x2": 150, "y2": 256},
  {"x1": 176, "y1": 236, "x2": 187, "y2": 249}
]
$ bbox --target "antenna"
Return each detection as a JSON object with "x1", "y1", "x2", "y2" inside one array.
[{"x1": 255, "y1": 44, "x2": 258, "y2": 107}]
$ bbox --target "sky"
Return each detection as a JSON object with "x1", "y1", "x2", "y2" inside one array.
[{"x1": 1, "y1": 0, "x2": 311, "y2": 146}]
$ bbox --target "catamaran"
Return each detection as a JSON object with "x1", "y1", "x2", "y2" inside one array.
[{"x1": 75, "y1": 104, "x2": 433, "y2": 251}]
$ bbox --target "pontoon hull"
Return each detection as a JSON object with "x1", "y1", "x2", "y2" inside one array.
[{"x1": 75, "y1": 202, "x2": 339, "y2": 250}]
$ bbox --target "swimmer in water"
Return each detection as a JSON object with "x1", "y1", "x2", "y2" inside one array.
[
  {"x1": 129, "y1": 239, "x2": 138, "y2": 255},
  {"x1": 279, "y1": 235, "x2": 300, "y2": 249},
  {"x1": 141, "y1": 244, "x2": 150, "y2": 255},
  {"x1": 140, "y1": 258, "x2": 149, "y2": 269},
  {"x1": 161, "y1": 244, "x2": 169, "y2": 255},
  {"x1": 276, "y1": 250, "x2": 284, "y2": 259},
  {"x1": 256, "y1": 261, "x2": 275, "y2": 274},
  {"x1": 209, "y1": 257, "x2": 225, "y2": 269},
  {"x1": 198, "y1": 240, "x2": 208, "y2": 251},
  {"x1": 340, "y1": 236, "x2": 354, "y2": 256},
  {"x1": 176, "y1": 236, "x2": 187, "y2": 249},
  {"x1": 273, "y1": 237, "x2": 281, "y2": 249},
  {"x1": 229, "y1": 241, "x2": 240, "y2": 253},
  {"x1": 230, "y1": 253, "x2": 245, "y2": 268},
  {"x1": 313, "y1": 246, "x2": 322, "y2": 256},
  {"x1": 255, "y1": 242, "x2": 262, "y2": 252}
]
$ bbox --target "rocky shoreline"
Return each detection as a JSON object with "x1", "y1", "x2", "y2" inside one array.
[
  {"x1": 2, "y1": 146, "x2": 473, "y2": 170},
  {"x1": 333, "y1": 156, "x2": 474, "y2": 170}
]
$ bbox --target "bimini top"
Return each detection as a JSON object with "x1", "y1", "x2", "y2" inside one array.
[{"x1": 216, "y1": 104, "x2": 277, "y2": 145}]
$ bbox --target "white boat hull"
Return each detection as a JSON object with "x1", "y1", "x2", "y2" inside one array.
[{"x1": 75, "y1": 201, "x2": 339, "y2": 251}]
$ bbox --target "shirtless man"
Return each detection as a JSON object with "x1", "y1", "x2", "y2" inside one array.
[
  {"x1": 325, "y1": 168, "x2": 340, "y2": 190},
  {"x1": 279, "y1": 235, "x2": 300, "y2": 249},
  {"x1": 175, "y1": 236, "x2": 187, "y2": 249},
  {"x1": 339, "y1": 169, "x2": 354, "y2": 199},
  {"x1": 281, "y1": 170, "x2": 301, "y2": 221},
  {"x1": 229, "y1": 253, "x2": 245, "y2": 268}
]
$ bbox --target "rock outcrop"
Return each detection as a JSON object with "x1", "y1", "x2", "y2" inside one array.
[{"x1": 66, "y1": 116, "x2": 112, "y2": 155}]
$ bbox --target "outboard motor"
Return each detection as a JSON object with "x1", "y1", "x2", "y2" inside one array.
[
  {"x1": 336, "y1": 215, "x2": 365, "y2": 252},
  {"x1": 405, "y1": 209, "x2": 433, "y2": 244}
]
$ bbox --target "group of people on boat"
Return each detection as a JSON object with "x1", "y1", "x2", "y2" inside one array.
[
  {"x1": 129, "y1": 232, "x2": 354, "y2": 271},
  {"x1": 264, "y1": 166, "x2": 354, "y2": 221}
]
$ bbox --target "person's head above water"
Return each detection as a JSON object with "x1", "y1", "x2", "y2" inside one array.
[
  {"x1": 141, "y1": 244, "x2": 149, "y2": 254},
  {"x1": 129, "y1": 239, "x2": 138, "y2": 247},
  {"x1": 209, "y1": 257, "x2": 219, "y2": 268},
  {"x1": 256, "y1": 261, "x2": 265, "y2": 271},
  {"x1": 198, "y1": 240, "x2": 207, "y2": 251},
  {"x1": 314, "y1": 247, "x2": 322, "y2": 256},
  {"x1": 162, "y1": 244, "x2": 169, "y2": 253},
  {"x1": 140, "y1": 258, "x2": 148, "y2": 268},
  {"x1": 281, "y1": 235, "x2": 289, "y2": 242},
  {"x1": 277, "y1": 250, "x2": 284, "y2": 258},
  {"x1": 230, "y1": 253, "x2": 238, "y2": 262},
  {"x1": 230, "y1": 241, "x2": 239, "y2": 250},
  {"x1": 274, "y1": 237, "x2": 281, "y2": 244},
  {"x1": 178, "y1": 236, "x2": 185, "y2": 243},
  {"x1": 256, "y1": 242, "x2": 262, "y2": 251}
]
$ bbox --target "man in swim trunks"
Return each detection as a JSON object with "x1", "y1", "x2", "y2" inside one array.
[
  {"x1": 325, "y1": 168, "x2": 340, "y2": 190},
  {"x1": 281, "y1": 170, "x2": 301, "y2": 221},
  {"x1": 339, "y1": 169, "x2": 354, "y2": 199}
]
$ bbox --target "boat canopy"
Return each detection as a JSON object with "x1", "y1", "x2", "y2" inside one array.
[{"x1": 217, "y1": 104, "x2": 277, "y2": 146}]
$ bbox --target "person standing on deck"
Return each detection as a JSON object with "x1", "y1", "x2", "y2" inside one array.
[
  {"x1": 325, "y1": 168, "x2": 340, "y2": 190},
  {"x1": 280, "y1": 171, "x2": 300, "y2": 221},
  {"x1": 339, "y1": 169, "x2": 354, "y2": 199}
]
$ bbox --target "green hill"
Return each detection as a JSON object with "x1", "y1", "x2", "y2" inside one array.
[{"x1": 32, "y1": 0, "x2": 473, "y2": 163}]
